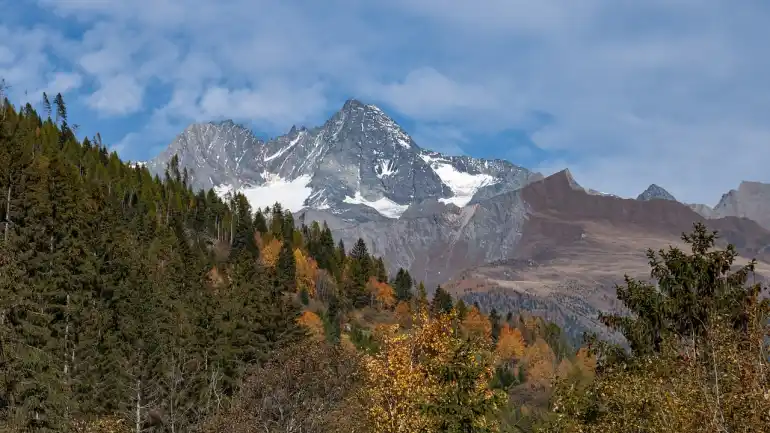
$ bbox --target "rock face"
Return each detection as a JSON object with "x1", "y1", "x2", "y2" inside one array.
[
  {"x1": 146, "y1": 99, "x2": 542, "y2": 222},
  {"x1": 636, "y1": 184, "x2": 677, "y2": 201},
  {"x1": 711, "y1": 181, "x2": 770, "y2": 230}
]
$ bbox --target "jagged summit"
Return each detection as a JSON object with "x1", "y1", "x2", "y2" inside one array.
[
  {"x1": 637, "y1": 184, "x2": 676, "y2": 201},
  {"x1": 145, "y1": 100, "x2": 542, "y2": 221}
]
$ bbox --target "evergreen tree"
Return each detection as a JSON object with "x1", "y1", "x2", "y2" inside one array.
[
  {"x1": 346, "y1": 238, "x2": 371, "y2": 308},
  {"x1": 276, "y1": 240, "x2": 297, "y2": 292},
  {"x1": 489, "y1": 308, "x2": 502, "y2": 343},
  {"x1": 599, "y1": 222, "x2": 762, "y2": 358},
  {"x1": 430, "y1": 285, "x2": 454, "y2": 316},
  {"x1": 393, "y1": 268, "x2": 413, "y2": 301}
]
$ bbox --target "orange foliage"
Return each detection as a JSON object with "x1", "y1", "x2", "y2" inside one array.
[
  {"x1": 260, "y1": 238, "x2": 281, "y2": 268},
  {"x1": 294, "y1": 248, "x2": 318, "y2": 297},
  {"x1": 368, "y1": 277, "x2": 396, "y2": 309},
  {"x1": 461, "y1": 307, "x2": 492, "y2": 341},
  {"x1": 297, "y1": 311, "x2": 325, "y2": 340},
  {"x1": 394, "y1": 301, "x2": 412, "y2": 327},
  {"x1": 495, "y1": 324, "x2": 526, "y2": 362}
]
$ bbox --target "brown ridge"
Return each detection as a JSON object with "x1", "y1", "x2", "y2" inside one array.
[{"x1": 517, "y1": 169, "x2": 770, "y2": 263}]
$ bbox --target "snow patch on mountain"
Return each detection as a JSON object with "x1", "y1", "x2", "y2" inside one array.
[
  {"x1": 377, "y1": 159, "x2": 396, "y2": 178},
  {"x1": 419, "y1": 154, "x2": 498, "y2": 207},
  {"x1": 213, "y1": 174, "x2": 313, "y2": 212},
  {"x1": 241, "y1": 174, "x2": 313, "y2": 212},
  {"x1": 344, "y1": 191, "x2": 410, "y2": 219}
]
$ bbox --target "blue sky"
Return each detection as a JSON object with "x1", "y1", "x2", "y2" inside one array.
[{"x1": 2, "y1": 0, "x2": 770, "y2": 205}]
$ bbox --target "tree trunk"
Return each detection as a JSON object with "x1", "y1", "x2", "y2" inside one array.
[
  {"x1": 135, "y1": 380, "x2": 142, "y2": 433},
  {"x1": 4, "y1": 184, "x2": 10, "y2": 243}
]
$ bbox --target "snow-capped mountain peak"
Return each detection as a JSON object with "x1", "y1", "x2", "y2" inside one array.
[{"x1": 146, "y1": 99, "x2": 542, "y2": 221}]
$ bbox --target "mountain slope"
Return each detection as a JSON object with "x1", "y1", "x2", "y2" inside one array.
[{"x1": 146, "y1": 99, "x2": 542, "y2": 221}]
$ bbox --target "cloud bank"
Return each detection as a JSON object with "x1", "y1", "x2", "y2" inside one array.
[{"x1": 1, "y1": 0, "x2": 768, "y2": 205}]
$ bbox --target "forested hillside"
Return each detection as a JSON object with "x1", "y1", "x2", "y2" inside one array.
[{"x1": 1, "y1": 94, "x2": 768, "y2": 433}]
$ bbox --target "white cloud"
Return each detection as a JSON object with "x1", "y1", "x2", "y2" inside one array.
[
  {"x1": 2, "y1": 0, "x2": 768, "y2": 205},
  {"x1": 86, "y1": 74, "x2": 143, "y2": 116},
  {"x1": 43, "y1": 72, "x2": 83, "y2": 95},
  {"x1": 197, "y1": 82, "x2": 327, "y2": 128},
  {"x1": 362, "y1": 67, "x2": 508, "y2": 122}
]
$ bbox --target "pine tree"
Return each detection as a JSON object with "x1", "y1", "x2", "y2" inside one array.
[
  {"x1": 345, "y1": 238, "x2": 371, "y2": 308},
  {"x1": 276, "y1": 240, "x2": 297, "y2": 292},
  {"x1": 393, "y1": 268, "x2": 413, "y2": 302}
]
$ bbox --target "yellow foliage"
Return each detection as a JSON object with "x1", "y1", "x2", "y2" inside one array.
[
  {"x1": 367, "y1": 277, "x2": 396, "y2": 309},
  {"x1": 297, "y1": 310, "x2": 325, "y2": 340},
  {"x1": 545, "y1": 310, "x2": 770, "y2": 433},
  {"x1": 294, "y1": 248, "x2": 318, "y2": 297},
  {"x1": 260, "y1": 238, "x2": 281, "y2": 268},
  {"x1": 523, "y1": 338, "x2": 556, "y2": 389},
  {"x1": 360, "y1": 308, "x2": 505, "y2": 433},
  {"x1": 72, "y1": 416, "x2": 131, "y2": 433},
  {"x1": 462, "y1": 306, "x2": 492, "y2": 341},
  {"x1": 495, "y1": 324, "x2": 526, "y2": 363}
]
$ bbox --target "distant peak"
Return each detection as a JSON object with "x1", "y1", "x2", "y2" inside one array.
[
  {"x1": 637, "y1": 184, "x2": 676, "y2": 202},
  {"x1": 341, "y1": 98, "x2": 366, "y2": 111},
  {"x1": 340, "y1": 98, "x2": 388, "y2": 115}
]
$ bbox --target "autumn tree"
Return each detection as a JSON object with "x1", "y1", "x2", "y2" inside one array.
[
  {"x1": 367, "y1": 277, "x2": 396, "y2": 309},
  {"x1": 495, "y1": 324, "x2": 526, "y2": 363},
  {"x1": 297, "y1": 311, "x2": 325, "y2": 341},
  {"x1": 260, "y1": 238, "x2": 281, "y2": 268},
  {"x1": 462, "y1": 306, "x2": 492, "y2": 342},
  {"x1": 294, "y1": 248, "x2": 318, "y2": 297},
  {"x1": 360, "y1": 308, "x2": 506, "y2": 433}
]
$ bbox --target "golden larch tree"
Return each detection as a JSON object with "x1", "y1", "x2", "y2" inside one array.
[
  {"x1": 495, "y1": 324, "x2": 526, "y2": 363},
  {"x1": 260, "y1": 238, "x2": 281, "y2": 268},
  {"x1": 297, "y1": 310, "x2": 325, "y2": 341},
  {"x1": 360, "y1": 308, "x2": 505, "y2": 433},
  {"x1": 462, "y1": 306, "x2": 492, "y2": 342},
  {"x1": 523, "y1": 337, "x2": 556, "y2": 390},
  {"x1": 294, "y1": 248, "x2": 318, "y2": 297}
]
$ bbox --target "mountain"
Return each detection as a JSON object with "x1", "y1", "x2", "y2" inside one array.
[
  {"x1": 146, "y1": 99, "x2": 542, "y2": 222},
  {"x1": 636, "y1": 184, "x2": 676, "y2": 201},
  {"x1": 709, "y1": 181, "x2": 770, "y2": 230},
  {"x1": 439, "y1": 171, "x2": 770, "y2": 342}
]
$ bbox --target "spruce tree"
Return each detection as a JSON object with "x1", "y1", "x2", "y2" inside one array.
[
  {"x1": 430, "y1": 285, "x2": 454, "y2": 316},
  {"x1": 393, "y1": 268, "x2": 413, "y2": 301}
]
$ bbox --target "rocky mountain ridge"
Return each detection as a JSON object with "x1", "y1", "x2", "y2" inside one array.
[{"x1": 145, "y1": 99, "x2": 542, "y2": 222}]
